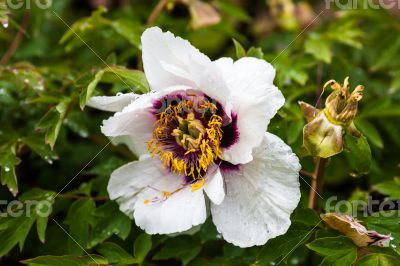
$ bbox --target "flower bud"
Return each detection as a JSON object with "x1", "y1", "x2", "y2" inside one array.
[
  {"x1": 324, "y1": 77, "x2": 364, "y2": 125},
  {"x1": 180, "y1": 0, "x2": 221, "y2": 30},
  {"x1": 321, "y1": 213, "x2": 391, "y2": 247},
  {"x1": 300, "y1": 77, "x2": 364, "y2": 158}
]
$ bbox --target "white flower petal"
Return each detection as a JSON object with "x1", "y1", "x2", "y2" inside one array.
[
  {"x1": 107, "y1": 157, "x2": 162, "y2": 218},
  {"x1": 109, "y1": 157, "x2": 207, "y2": 234},
  {"x1": 141, "y1": 27, "x2": 232, "y2": 116},
  {"x1": 134, "y1": 178, "x2": 207, "y2": 235},
  {"x1": 101, "y1": 100, "x2": 156, "y2": 156},
  {"x1": 211, "y1": 132, "x2": 301, "y2": 248},
  {"x1": 141, "y1": 27, "x2": 210, "y2": 91},
  {"x1": 87, "y1": 93, "x2": 139, "y2": 112},
  {"x1": 213, "y1": 57, "x2": 233, "y2": 81},
  {"x1": 216, "y1": 57, "x2": 284, "y2": 165},
  {"x1": 204, "y1": 168, "x2": 225, "y2": 205}
]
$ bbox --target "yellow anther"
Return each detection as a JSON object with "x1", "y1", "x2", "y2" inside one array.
[{"x1": 191, "y1": 178, "x2": 205, "y2": 192}]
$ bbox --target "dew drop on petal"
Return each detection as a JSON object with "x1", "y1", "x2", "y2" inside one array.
[{"x1": 116, "y1": 92, "x2": 123, "y2": 96}]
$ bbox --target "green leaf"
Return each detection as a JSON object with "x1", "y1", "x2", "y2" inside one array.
[
  {"x1": 110, "y1": 19, "x2": 142, "y2": 48},
  {"x1": 64, "y1": 111, "x2": 90, "y2": 138},
  {"x1": 21, "y1": 255, "x2": 108, "y2": 266},
  {"x1": 307, "y1": 236, "x2": 356, "y2": 256},
  {"x1": 374, "y1": 178, "x2": 400, "y2": 200},
  {"x1": 65, "y1": 199, "x2": 96, "y2": 255},
  {"x1": 319, "y1": 252, "x2": 358, "y2": 266},
  {"x1": 36, "y1": 99, "x2": 70, "y2": 149},
  {"x1": 60, "y1": 6, "x2": 109, "y2": 45},
  {"x1": 355, "y1": 119, "x2": 384, "y2": 148},
  {"x1": 355, "y1": 253, "x2": 400, "y2": 266},
  {"x1": 305, "y1": 33, "x2": 332, "y2": 63},
  {"x1": 36, "y1": 216, "x2": 48, "y2": 244},
  {"x1": 247, "y1": 47, "x2": 264, "y2": 59},
  {"x1": 0, "y1": 189, "x2": 55, "y2": 256},
  {"x1": 0, "y1": 147, "x2": 21, "y2": 196},
  {"x1": 21, "y1": 136, "x2": 59, "y2": 164},
  {"x1": 89, "y1": 203, "x2": 131, "y2": 248},
  {"x1": 0, "y1": 216, "x2": 36, "y2": 257},
  {"x1": 257, "y1": 223, "x2": 316, "y2": 265},
  {"x1": 372, "y1": 37, "x2": 400, "y2": 71},
  {"x1": 81, "y1": 67, "x2": 149, "y2": 109},
  {"x1": 19, "y1": 188, "x2": 56, "y2": 202},
  {"x1": 287, "y1": 120, "x2": 304, "y2": 144},
  {"x1": 21, "y1": 189, "x2": 56, "y2": 244},
  {"x1": 96, "y1": 242, "x2": 136, "y2": 265},
  {"x1": 291, "y1": 208, "x2": 321, "y2": 226},
  {"x1": 134, "y1": 233, "x2": 152, "y2": 263},
  {"x1": 327, "y1": 20, "x2": 364, "y2": 49},
  {"x1": 307, "y1": 236, "x2": 357, "y2": 266},
  {"x1": 153, "y1": 236, "x2": 201, "y2": 265},
  {"x1": 215, "y1": 0, "x2": 250, "y2": 22},
  {"x1": 232, "y1": 39, "x2": 246, "y2": 59},
  {"x1": 344, "y1": 134, "x2": 372, "y2": 176}
]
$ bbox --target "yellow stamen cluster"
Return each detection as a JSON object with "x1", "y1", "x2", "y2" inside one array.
[
  {"x1": 148, "y1": 99, "x2": 223, "y2": 179},
  {"x1": 324, "y1": 77, "x2": 364, "y2": 125}
]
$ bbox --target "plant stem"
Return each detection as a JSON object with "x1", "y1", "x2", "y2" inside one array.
[
  {"x1": 137, "y1": 0, "x2": 169, "y2": 71},
  {"x1": 0, "y1": 11, "x2": 31, "y2": 65},
  {"x1": 147, "y1": 0, "x2": 168, "y2": 26},
  {"x1": 307, "y1": 157, "x2": 327, "y2": 212}
]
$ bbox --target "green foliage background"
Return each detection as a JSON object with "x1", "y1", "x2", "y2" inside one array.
[{"x1": 0, "y1": 0, "x2": 400, "y2": 265}]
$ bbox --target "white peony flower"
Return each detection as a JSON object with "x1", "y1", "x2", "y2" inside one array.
[{"x1": 88, "y1": 27, "x2": 301, "y2": 248}]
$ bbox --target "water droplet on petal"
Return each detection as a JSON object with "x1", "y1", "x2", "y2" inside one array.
[{"x1": 116, "y1": 92, "x2": 123, "y2": 96}]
